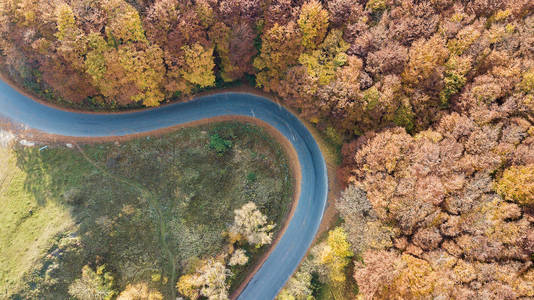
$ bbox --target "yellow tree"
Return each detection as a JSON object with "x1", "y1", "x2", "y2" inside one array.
[
  {"x1": 118, "y1": 282, "x2": 163, "y2": 300},
  {"x1": 180, "y1": 43, "x2": 216, "y2": 88},
  {"x1": 318, "y1": 227, "x2": 353, "y2": 283},
  {"x1": 520, "y1": 68, "x2": 534, "y2": 94},
  {"x1": 81, "y1": 0, "x2": 167, "y2": 107},
  {"x1": 402, "y1": 34, "x2": 449, "y2": 89},
  {"x1": 298, "y1": 0, "x2": 329, "y2": 50},
  {"x1": 118, "y1": 44, "x2": 166, "y2": 107},
  {"x1": 495, "y1": 164, "x2": 534, "y2": 207},
  {"x1": 102, "y1": 0, "x2": 146, "y2": 44},
  {"x1": 298, "y1": 29, "x2": 349, "y2": 86},
  {"x1": 176, "y1": 274, "x2": 201, "y2": 300},
  {"x1": 229, "y1": 202, "x2": 276, "y2": 247},
  {"x1": 254, "y1": 22, "x2": 302, "y2": 91},
  {"x1": 68, "y1": 265, "x2": 116, "y2": 300},
  {"x1": 55, "y1": 3, "x2": 87, "y2": 70},
  {"x1": 176, "y1": 259, "x2": 231, "y2": 300},
  {"x1": 84, "y1": 33, "x2": 112, "y2": 93}
]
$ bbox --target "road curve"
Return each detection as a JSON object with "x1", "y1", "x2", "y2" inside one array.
[{"x1": 0, "y1": 79, "x2": 328, "y2": 300}]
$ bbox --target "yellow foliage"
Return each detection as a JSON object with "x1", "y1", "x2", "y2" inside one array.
[
  {"x1": 277, "y1": 290, "x2": 296, "y2": 300},
  {"x1": 121, "y1": 45, "x2": 166, "y2": 106},
  {"x1": 319, "y1": 227, "x2": 353, "y2": 283},
  {"x1": 11, "y1": 0, "x2": 38, "y2": 25},
  {"x1": 447, "y1": 26, "x2": 481, "y2": 55},
  {"x1": 493, "y1": 9, "x2": 512, "y2": 22},
  {"x1": 393, "y1": 255, "x2": 436, "y2": 297},
  {"x1": 180, "y1": 43, "x2": 216, "y2": 88},
  {"x1": 366, "y1": 0, "x2": 387, "y2": 12},
  {"x1": 83, "y1": 27, "x2": 165, "y2": 107},
  {"x1": 495, "y1": 164, "x2": 534, "y2": 206},
  {"x1": 298, "y1": 29, "x2": 349, "y2": 85},
  {"x1": 487, "y1": 24, "x2": 506, "y2": 44},
  {"x1": 453, "y1": 260, "x2": 476, "y2": 283},
  {"x1": 176, "y1": 274, "x2": 200, "y2": 300},
  {"x1": 54, "y1": 3, "x2": 87, "y2": 69},
  {"x1": 513, "y1": 269, "x2": 534, "y2": 297},
  {"x1": 520, "y1": 69, "x2": 534, "y2": 94},
  {"x1": 118, "y1": 282, "x2": 163, "y2": 300},
  {"x1": 253, "y1": 22, "x2": 302, "y2": 90},
  {"x1": 505, "y1": 23, "x2": 516, "y2": 33},
  {"x1": 228, "y1": 231, "x2": 242, "y2": 244},
  {"x1": 85, "y1": 33, "x2": 110, "y2": 87},
  {"x1": 102, "y1": 0, "x2": 146, "y2": 44},
  {"x1": 195, "y1": 0, "x2": 215, "y2": 28},
  {"x1": 403, "y1": 34, "x2": 449, "y2": 88},
  {"x1": 298, "y1": 0, "x2": 329, "y2": 50},
  {"x1": 55, "y1": 4, "x2": 77, "y2": 42}
]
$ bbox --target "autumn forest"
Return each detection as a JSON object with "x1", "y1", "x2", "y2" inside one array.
[{"x1": 1, "y1": 0, "x2": 534, "y2": 299}]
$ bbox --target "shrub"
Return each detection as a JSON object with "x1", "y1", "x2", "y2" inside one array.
[
  {"x1": 68, "y1": 265, "x2": 116, "y2": 300},
  {"x1": 209, "y1": 133, "x2": 232, "y2": 155},
  {"x1": 366, "y1": 0, "x2": 387, "y2": 13}
]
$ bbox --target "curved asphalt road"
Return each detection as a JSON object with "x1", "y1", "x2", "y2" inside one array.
[{"x1": 0, "y1": 79, "x2": 328, "y2": 300}]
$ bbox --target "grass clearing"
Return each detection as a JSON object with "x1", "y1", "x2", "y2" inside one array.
[
  {"x1": 0, "y1": 147, "x2": 73, "y2": 295},
  {"x1": 1, "y1": 121, "x2": 293, "y2": 299}
]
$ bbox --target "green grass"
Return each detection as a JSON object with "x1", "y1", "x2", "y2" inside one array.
[
  {"x1": 1, "y1": 121, "x2": 293, "y2": 299},
  {"x1": 0, "y1": 148, "x2": 74, "y2": 296}
]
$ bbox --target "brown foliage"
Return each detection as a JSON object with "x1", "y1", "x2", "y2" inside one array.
[
  {"x1": 348, "y1": 112, "x2": 534, "y2": 298},
  {"x1": 326, "y1": 0, "x2": 362, "y2": 27}
]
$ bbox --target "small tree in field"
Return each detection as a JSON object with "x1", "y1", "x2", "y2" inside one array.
[
  {"x1": 177, "y1": 259, "x2": 231, "y2": 300},
  {"x1": 68, "y1": 265, "x2": 116, "y2": 300},
  {"x1": 117, "y1": 282, "x2": 163, "y2": 300},
  {"x1": 229, "y1": 202, "x2": 276, "y2": 247},
  {"x1": 229, "y1": 248, "x2": 249, "y2": 266}
]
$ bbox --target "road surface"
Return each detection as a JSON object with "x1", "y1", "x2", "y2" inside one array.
[{"x1": 0, "y1": 79, "x2": 328, "y2": 300}]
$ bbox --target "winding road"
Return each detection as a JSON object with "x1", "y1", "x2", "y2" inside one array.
[{"x1": 0, "y1": 79, "x2": 328, "y2": 300}]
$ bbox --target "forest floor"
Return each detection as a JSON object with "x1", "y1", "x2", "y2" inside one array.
[{"x1": 0, "y1": 121, "x2": 293, "y2": 299}]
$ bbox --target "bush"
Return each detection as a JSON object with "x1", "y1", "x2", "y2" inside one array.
[
  {"x1": 68, "y1": 265, "x2": 116, "y2": 300},
  {"x1": 209, "y1": 134, "x2": 232, "y2": 155},
  {"x1": 247, "y1": 172, "x2": 257, "y2": 183}
]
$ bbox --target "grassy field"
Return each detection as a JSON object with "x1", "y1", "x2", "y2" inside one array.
[{"x1": 0, "y1": 122, "x2": 293, "y2": 299}]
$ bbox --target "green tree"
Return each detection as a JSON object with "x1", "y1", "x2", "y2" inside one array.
[
  {"x1": 209, "y1": 133, "x2": 232, "y2": 155},
  {"x1": 439, "y1": 55, "x2": 472, "y2": 106}
]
